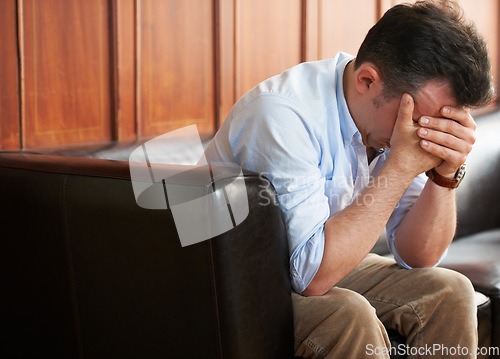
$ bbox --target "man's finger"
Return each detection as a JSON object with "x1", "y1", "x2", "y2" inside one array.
[
  {"x1": 418, "y1": 116, "x2": 476, "y2": 145},
  {"x1": 397, "y1": 93, "x2": 415, "y2": 126},
  {"x1": 417, "y1": 127, "x2": 474, "y2": 155},
  {"x1": 441, "y1": 106, "x2": 476, "y2": 129},
  {"x1": 420, "y1": 140, "x2": 467, "y2": 169}
]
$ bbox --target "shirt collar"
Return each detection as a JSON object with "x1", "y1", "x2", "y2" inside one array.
[{"x1": 335, "y1": 54, "x2": 362, "y2": 146}]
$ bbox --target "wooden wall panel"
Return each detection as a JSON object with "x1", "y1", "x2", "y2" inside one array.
[
  {"x1": 0, "y1": 0, "x2": 21, "y2": 150},
  {"x1": 314, "y1": 0, "x2": 377, "y2": 60},
  {"x1": 21, "y1": 0, "x2": 111, "y2": 148},
  {"x1": 1, "y1": 0, "x2": 498, "y2": 150},
  {"x1": 138, "y1": 0, "x2": 215, "y2": 139},
  {"x1": 234, "y1": 0, "x2": 302, "y2": 100},
  {"x1": 378, "y1": 0, "x2": 415, "y2": 14},
  {"x1": 458, "y1": 0, "x2": 499, "y2": 105}
]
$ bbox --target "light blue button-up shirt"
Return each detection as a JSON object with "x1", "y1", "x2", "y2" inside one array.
[{"x1": 205, "y1": 52, "x2": 439, "y2": 293}]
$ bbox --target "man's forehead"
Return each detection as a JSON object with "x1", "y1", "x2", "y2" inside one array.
[{"x1": 412, "y1": 81, "x2": 457, "y2": 117}]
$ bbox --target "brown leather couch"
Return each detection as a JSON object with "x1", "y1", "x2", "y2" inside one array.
[
  {"x1": 0, "y1": 153, "x2": 294, "y2": 358},
  {"x1": 1, "y1": 111, "x2": 499, "y2": 358}
]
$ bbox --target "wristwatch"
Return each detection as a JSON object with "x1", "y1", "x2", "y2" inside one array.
[{"x1": 425, "y1": 164, "x2": 466, "y2": 189}]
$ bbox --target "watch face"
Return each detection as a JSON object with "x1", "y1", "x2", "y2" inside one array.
[
  {"x1": 456, "y1": 165, "x2": 466, "y2": 181},
  {"x1": 455, "y1": 165, "x2": 466, "y2": 188}
]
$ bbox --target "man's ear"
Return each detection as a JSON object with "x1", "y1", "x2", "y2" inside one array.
[{"x1": 355, "y1": 63, "x2": 382, "y2": 95}]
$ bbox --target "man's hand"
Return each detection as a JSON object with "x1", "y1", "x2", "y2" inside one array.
[
  {"x1": 388, "y1": 94, "x2": 442, "y2": 178},
  {"x1": 416, "y1": 106, "x2": 476, "y2": 177},
  {"x1": 393, "y1": 100, "x2": 475, "y2": 267}
]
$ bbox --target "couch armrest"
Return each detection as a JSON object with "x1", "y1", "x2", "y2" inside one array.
[{"x1": 211, "y1": 174, "x2": 294, "y2": 358}]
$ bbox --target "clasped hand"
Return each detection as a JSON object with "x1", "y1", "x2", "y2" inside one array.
[{"x1": 389, "y1": 94, "x2": 476, "y2": 179}]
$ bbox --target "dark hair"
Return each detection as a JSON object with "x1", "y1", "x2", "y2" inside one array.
[{"x1": 355, "y1": 0, "x2": 494, "y2": 108}]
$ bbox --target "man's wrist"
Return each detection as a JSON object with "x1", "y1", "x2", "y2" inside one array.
[
  {"x1": 433, "y1": 165, "x2": 458, "y2": 178},
  {"x1": 426, "y1": 164, "x2": 466, "y2": 189},
  {"x1": 384, "y1": 153, "x2": 423, "y2": 183}
]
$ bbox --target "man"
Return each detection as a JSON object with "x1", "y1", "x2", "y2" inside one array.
[{"x1": 204, "y1": 1, "x2": 494, "y2": 358}]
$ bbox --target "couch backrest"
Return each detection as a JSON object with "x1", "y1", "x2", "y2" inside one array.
[
  {"x1": 455, "y1": 111, "x2": 500, "y2": 238},
  {"x1": 0, "y1": 153, "x2": 294, "y2": 359}
]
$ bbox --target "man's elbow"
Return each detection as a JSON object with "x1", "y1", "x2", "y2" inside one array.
[
  {"x1": 302, "y1": 286, "x2": 327, "y2": 297},
  {"x1": 401, "y1": 254, "x2": 442, "y2": 268},
  {"x1": 301, "y1": 277, "x2": 338, "y2": 297}
]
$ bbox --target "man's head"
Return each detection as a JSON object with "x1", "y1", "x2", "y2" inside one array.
[{"x1": 354, "y1": 0, "x2": 494, "y2": 109}]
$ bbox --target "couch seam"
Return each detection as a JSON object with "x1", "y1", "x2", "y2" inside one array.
[
  {"x1": 208, "y1": 238, "x2": 225, "y2": 359},
  {"x1": 60, "y1": 174, "x2": 85, "y2": 359}
]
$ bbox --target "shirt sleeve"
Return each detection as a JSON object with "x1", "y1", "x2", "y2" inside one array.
[
  {"x1": 226, "y1": 94, "x2": 330, "y2": 293},
  {"x1": 386, "y1": 172, "x2": 448, "y2": 269}
]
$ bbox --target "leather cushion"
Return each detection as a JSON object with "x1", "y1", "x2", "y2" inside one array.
[{"x1": 440, "y1": 229, "x2": 500, "y2": 297}]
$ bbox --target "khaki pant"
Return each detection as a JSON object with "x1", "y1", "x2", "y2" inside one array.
[{"x1": 293, "y1": 254, "x2": 478, "y2": 359}]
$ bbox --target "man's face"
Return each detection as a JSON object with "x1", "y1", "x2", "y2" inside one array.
[{"x1": 361, "y1": 81, "x2": 457, "y2": 149}]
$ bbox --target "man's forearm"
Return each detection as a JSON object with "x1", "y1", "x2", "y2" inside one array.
[
  {"x1": 303, "y1": 162, "x2": 415, "y2": 296},
  {"x1": 394, "y1": 179, "x2": 456, "y2": 268}
]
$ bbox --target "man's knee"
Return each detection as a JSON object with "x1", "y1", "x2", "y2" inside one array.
[
  {"x1": 293, "y1": 287, "x2": 379, "y2": 329},
  {"x1": 293, "y1": 288, "x2": 388, "y2": 357},
  {"x1": 418, "y1": 267, "x2": 476, "y2": 309},
  {"x1": 318, "y1": 287, "x2": 382, "y2": 329}
]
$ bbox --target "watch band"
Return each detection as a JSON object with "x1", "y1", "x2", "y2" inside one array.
[{"x1": 425, "y1": 164, "x2": 466, "y2": 189}]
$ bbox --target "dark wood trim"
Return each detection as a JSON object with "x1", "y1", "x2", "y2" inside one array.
[
  {"x1": 376, "y1": 0, "x2": 383, "y2": 20},
  {"x1": 132, "y1": 0, "x2": 138, "y2": 139},
  {"x1": 218, "y1": 0, "x2": 235, "y2": 124},
  {"x1": 213, "y1": 0, "x2": 221, "y2": 130},
  {"x1": 109, "y1": 0, "x2": 119, "y2": 141},
  {"x1": 303, "y1": 0, "x2": 319, "y2": 62},
  {"x1": 134, "y1": 0, "x2": 142, "y2": 139},
  {"x1": 0, "y1": 0, "x2": 21, "y2": 150},
  {"x1": 300, "y1": 0, "x2": 307, "y2": 63},
  {"x1": 17, "y1": 0, "x2": 25, "y2": 149},
  {"x1": 15, "y1": 0, "x2": 22, "y2": 149},
  {"x1": 112, "y1": 0, "x2": 137, "y2": 142}
]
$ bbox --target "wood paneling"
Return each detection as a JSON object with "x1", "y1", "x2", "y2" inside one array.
[
  {"x1": 458, "y1": 0, "x2": 499, "y2": 104},
  {"x1": 137, "y1": 0, "x2": 215, "y2": 139},
  {"x1": 219, "y1": 0, "x2": 303, "y2": 123},
  {"x1": 1, "y1": 0, "x2": 498, "y2": 150},
  {"x1": 234, "y1": 0, "x2": 302, "y2": 100},
  {"x1": 311, "y1": 0, "x2": 377, "y2": 61},
  {"x1": 378, "y1": 0, "x2": 415, "y2": 14},
  {"x1": 21, "y1": 0, "x2": 111, "y2": 148},
  {"x1": 0, "y1": 0, "x2": 21, "y2": 150}
]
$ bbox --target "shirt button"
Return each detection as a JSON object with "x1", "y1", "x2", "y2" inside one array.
[{"x1": 344, "y1": 138, "x2": 349, "y2": 145}]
